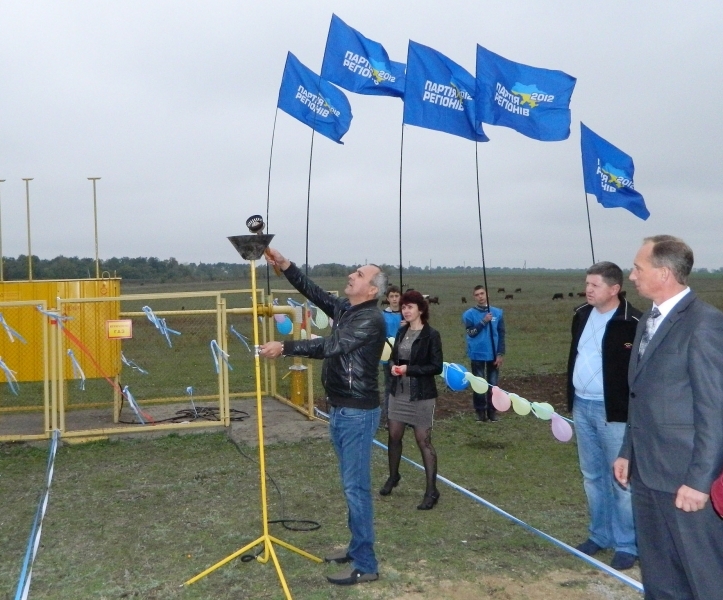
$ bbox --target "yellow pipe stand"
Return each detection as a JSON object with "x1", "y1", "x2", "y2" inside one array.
[{"x1": 183, "y1": 259, "x2": 321, "y2": 598}]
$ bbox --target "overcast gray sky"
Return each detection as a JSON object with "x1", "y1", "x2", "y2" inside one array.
[{"x1": 1, "y1": 1, "x2": 721, "y2": 270}]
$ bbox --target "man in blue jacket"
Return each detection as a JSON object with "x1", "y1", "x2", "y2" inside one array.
[{"x1": 462, "y1": 285, "x2": 505, "y2": 422}]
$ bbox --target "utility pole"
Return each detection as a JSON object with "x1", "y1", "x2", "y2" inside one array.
[
  {"x1": 22, "y1": 178, "x2": 33, "y2": 280},
  {"x1": 88, "y1": 177, "x2": 101, "y2": 278}
]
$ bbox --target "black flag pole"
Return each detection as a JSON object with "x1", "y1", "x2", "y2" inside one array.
[
  {"x1": 397, "y1": 122, "x2": 405, "y2": 290},
  {"x1": 474, "y1": 142, "x2": 497, "y2": 361},
  {"x1": 264, "y1": 107, "x2": 279, "y2": 294},
  {"x1": 583, "y1": 191, "x2": 596, "y2": 264},
  {"x1": 304, "y1": 129, "x2": 316, "y2": 277}
]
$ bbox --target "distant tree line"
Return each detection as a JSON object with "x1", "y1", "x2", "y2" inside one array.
[{"x1": 0, "y1": 255, "x2": 720, "y2": 282}]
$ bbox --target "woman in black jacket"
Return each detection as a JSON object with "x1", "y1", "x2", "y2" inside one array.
[{"x1": 379, "y1": 291, "x2": 444, "y2": 509}]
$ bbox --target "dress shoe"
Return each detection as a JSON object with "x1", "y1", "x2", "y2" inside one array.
[
  {"x1": 326, "y1": 566, "x2": 378, "y2": 585},
  {"x1": 379, "y1": 473, "x2": 401, "y2": 496},
  {"x1": 324, "y1": 548, "x2": 351, "y2": 564},
  {"x1": 476, "y1": 411, "x2": 488, "y2": 422},
  {"x1": 417, "y1": 490, "x2": 440, "y2": 510},
  {"x1": 488, "y1": 413, "x2": 499, "y2": 422},
  {"x1": 575, "y1": 539, "x2": 603, "y2": 556},
  {"x1": 611, "y1": 551, "x2": 637, "y2": 570}
]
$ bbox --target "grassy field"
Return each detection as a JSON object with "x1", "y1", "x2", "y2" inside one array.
[{"x1": 2, "y1": 271, "x2": 723, "y2": 598}]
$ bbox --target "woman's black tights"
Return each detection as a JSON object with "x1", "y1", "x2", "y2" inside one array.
[{"x1": 387, "y1": 420, "x2": 438, "y2": 494}]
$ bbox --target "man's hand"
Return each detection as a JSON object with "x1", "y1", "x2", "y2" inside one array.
[
  {"x1": 494, "y1": 355, "x2": 504, "y2": 368},
  {"x1": 613, "y1": 457, "x2": 630, "y2": 488},
  {"x1": 391, "y1": 365, "x2": 407, "y2": 376},
  {"x1": 259, "y1": 341, "x2": 284, "y2": 359},
  {"x1": 482, "y1": 312, "x2": 493, "y2": 323},
  {"x1": 675, "y1": 485, "x2": 709, "y2": 512},
  {"x1": 265, "y1": 247, "x2": 291, "y2": 271}
]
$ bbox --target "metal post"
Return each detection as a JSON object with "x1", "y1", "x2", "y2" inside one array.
[
  {"x1": 22, "y1": 178, "x2": 33, "y2": 281},
  {"x1": 0, "y1": 179, "x2": 5, "y2": 281},
  {"x1": 88, "y1": 177, "x2": 101, "y2": 278}
]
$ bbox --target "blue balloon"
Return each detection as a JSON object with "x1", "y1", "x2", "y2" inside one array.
[
  {"x1": 276, "y1": 316, "x2": 293, "y2": 335},
  {"x1": 444, "y1": 363, "x2": 469, "y2": 392}
]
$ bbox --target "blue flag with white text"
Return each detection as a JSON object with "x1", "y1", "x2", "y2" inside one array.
[
  {"x1": 581, "y1": 122, "x2": 649, "y2": 220},
  {"x1": 403, "y1": 41, "x2": 489, "y2": 142},
  {"x1": 321, "y1": 14, "x2": 405, "y2": 98},
  {"x1": 475, "y1": 45, "x2": 576, "y2": 141},
  {"x1": 277, "y1": 52, "x2": 353, "y2": 144}
]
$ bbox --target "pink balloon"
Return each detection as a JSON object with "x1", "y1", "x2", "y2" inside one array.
[
  {"x1": 551, "y1": 413, "x2": 574, "y2": 442},
  {"x1": 491, "y1": 387, "x2": 511, "y2": 412},
  {"x1": 274, "y1": 314, "x2": 286, "y2": 323}
]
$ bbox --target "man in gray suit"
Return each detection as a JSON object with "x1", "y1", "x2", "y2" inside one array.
[{"x1": 614, "y1": 235, "x2": 723, "y2": 599}]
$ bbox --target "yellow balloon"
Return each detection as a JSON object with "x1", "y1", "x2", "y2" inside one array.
[
  {"x1": 380, "y1": 337, "x2": 395, "y2": 362},
  {"x1": 314, "y1": 310, "x2": 329, "y2": 329},
  {"x1": 464, "y1": 372, "x2": 489, "y2": 394},
  {"x1": 300, "y1": 329, "x2": 308, "y2": 340},
  {"x1": 510, "y1": 393, "x2": 531, "y2": 416}
]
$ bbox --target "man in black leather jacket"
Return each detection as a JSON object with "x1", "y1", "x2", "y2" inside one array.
[{"x1": 260, "y1": 248, "x2": 387, "y2": 586}]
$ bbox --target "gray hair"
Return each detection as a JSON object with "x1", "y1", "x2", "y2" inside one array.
[
  {"x1": 643, "y1": 235, "x2": 694, "y2": 285},
  {"x1": 586, "y1": 261, "x2": 623, "y2": 288},
  {"x1": 369, "y1": 264, "x2": 388, "y2": 300}
]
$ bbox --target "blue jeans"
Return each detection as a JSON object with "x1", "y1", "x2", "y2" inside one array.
[
  {"x1": 573, "y1": 394, "x2": 636, "y2": 555},
  {"x1": 328, "y1": 405, "x2": 380, "y2": 574},
  {"x1": 471, "y1": 360, "x2": 499, "y2": 415}
]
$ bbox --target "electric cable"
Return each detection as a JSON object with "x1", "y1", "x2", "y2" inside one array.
[{"x1": 118, "y1": 406, "x2": 250, "y2": 425}]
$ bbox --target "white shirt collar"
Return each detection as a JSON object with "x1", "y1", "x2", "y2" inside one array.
[{"x1": 653, "y1": 287, "x2": 691, "y2": 321}]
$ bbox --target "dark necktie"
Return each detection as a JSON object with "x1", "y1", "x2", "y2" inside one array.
[{"x1": 638, "y1": 307, "x2": 661, "y2": 359}]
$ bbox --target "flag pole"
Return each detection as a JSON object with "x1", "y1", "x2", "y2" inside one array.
[
  {"x1": 398, "y1": 121, "x2": 405, "y2": 290},
  {"x1": 304, "y1": 129, "x2": 316, "y2": 277},
  {"x1": 474, "y1": 142, "x2": 497, "y2": 359},
  {"x1": 583, "y1": 191, "x2": 596, "y2": 264},
  {"x1": 265, "y1": 107, "x2": 279, "y2": 293}
]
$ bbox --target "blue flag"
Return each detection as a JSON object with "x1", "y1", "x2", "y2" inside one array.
[
  {"x1": 321, "y1": 14, "x2": 405, "y2": 98},
  {"x1": 277, "y1": 52, "x2": 353, "y2": 144},
  {"x1": 475, "y1": 45, "x2": 576, "y2": 141},
  {"x1": 403, "y1": 41, "x2": 489, "y2": 142},
  {"x1": 581, "y1": 122, "x2": 649, "y2": 220}
]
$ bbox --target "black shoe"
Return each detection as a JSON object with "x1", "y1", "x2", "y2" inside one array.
[
  {"x1": 575, "y1": 539, "x2": 603, "y2": 556},
  {"x1": 476, "y1": 412, "x2": 488, "y2": 422},
  {"x1": 326, "y1": 566, "x2": 379, "y2": 585},
  {"x1": 488, "y1": 413, "x2": 499, "y2": 422},
  {"x1": 324, "y1": 548, "x2": 351, "y2": 564},
  {"x1": 379, "y1": 473, "x2": 401, "y2": 496},
  {"x1": 417, "y1": 490, "x2": 440, "y2": 510},
  {"x1": 610, "y1": 551, "x2": 637, "y2": 570}
]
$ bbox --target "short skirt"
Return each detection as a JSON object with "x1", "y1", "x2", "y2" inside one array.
[{"x1": 387, "y1": 394, "x2": 436, "y2": 429}]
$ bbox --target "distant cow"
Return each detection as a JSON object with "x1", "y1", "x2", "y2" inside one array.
[
  {"x1": 552, "y1": 293, "x2": 564, "y2": 300},
  {"x1": 505, "y1": 294, "x2": 514, "y2": 300},
  {"x1": 461, "y1": 296, "x2": 467, "y2": 303},
  {"x1": 620, "y1": 290, "x2": 627, "y2": 297},
  {"x1": 381, "y1": 299, "x2": 390, "y2": 306},
  {"x1": 515, "y1": 288, "x2": 522, "y2": 293},
  {"x1": 577, "y1": 292, "x2": 586, "y2": 298},
  {"x1": 428, "y1": 296, "x2": 440, "y2": 305},
  {"x1": 497, "y1": 288, "x2": 505, "y2": 293},
  {"x1": 568, "y1": 292, "x2": 574, "y2": 297}
]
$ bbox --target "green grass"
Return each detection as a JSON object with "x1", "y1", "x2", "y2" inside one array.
[{"x1": 2, "y1": 414, "x2": 608, "y2": 600}]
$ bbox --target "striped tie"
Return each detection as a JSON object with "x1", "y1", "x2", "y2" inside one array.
[{"x1": 638, "y1": 307, "x2": 661, "y2": 359}]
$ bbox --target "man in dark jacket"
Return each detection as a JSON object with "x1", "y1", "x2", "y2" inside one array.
[
  {"x1": 259, "y1": 248, "x2": 387, "y2": 586},
  {"x1": 567, "y1": 261, "x2": 641, "y2": 570}
]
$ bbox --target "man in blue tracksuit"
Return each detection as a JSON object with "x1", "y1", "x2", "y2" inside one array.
[{"x1": 462, "y1": 285, "x2": 506, "y2": 422}]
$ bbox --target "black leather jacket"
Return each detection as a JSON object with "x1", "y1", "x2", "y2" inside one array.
[
  {"x1": 389, "y1": 323, "x2": 443, "y2": 401},
  {"x1": 281, "y1": 263, "x2": 386, "y2": 409}
]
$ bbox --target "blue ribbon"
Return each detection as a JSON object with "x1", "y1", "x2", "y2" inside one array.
[
  {"x1": 122, "y1": 385, "x2": 146, "y2": 425},
  {"x1": 14, "y1": 429, "x2": 60, "y2": 600},
  {"x1": 66, "y1": 349, "x2": 86, "y2": 390},
  {"x1": 0, "y1": 314, "x2": 27, "y2": 344},
  {"x1": 286, "y1": 298, "x2": 303, "y2": 308},
  {"x1": 121, "y1": 352, "x2": 148, "y2": 375},
  {"x1": 142, "y1": 306, "x2": 180, "y2": 347},
  {"x1": 35, "y1": 306, "x2": 72, "y2": 329},
  {"x1": 229, "y1": 325, "x2": 251, "y2": 352},
  {"x1": 186, "y1": 386, "x2": 198, "y2": 418},
  {"x1": 210, "y1": 340, "x2": 232, "y2": 373},
  {"x1": 0, "y1": 356, "x2": 19, "y2": 395}
]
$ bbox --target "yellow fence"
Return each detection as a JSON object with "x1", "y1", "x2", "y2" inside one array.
[{"x1": 0, "y1": 286, "x2": 320, "y2": 442}]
